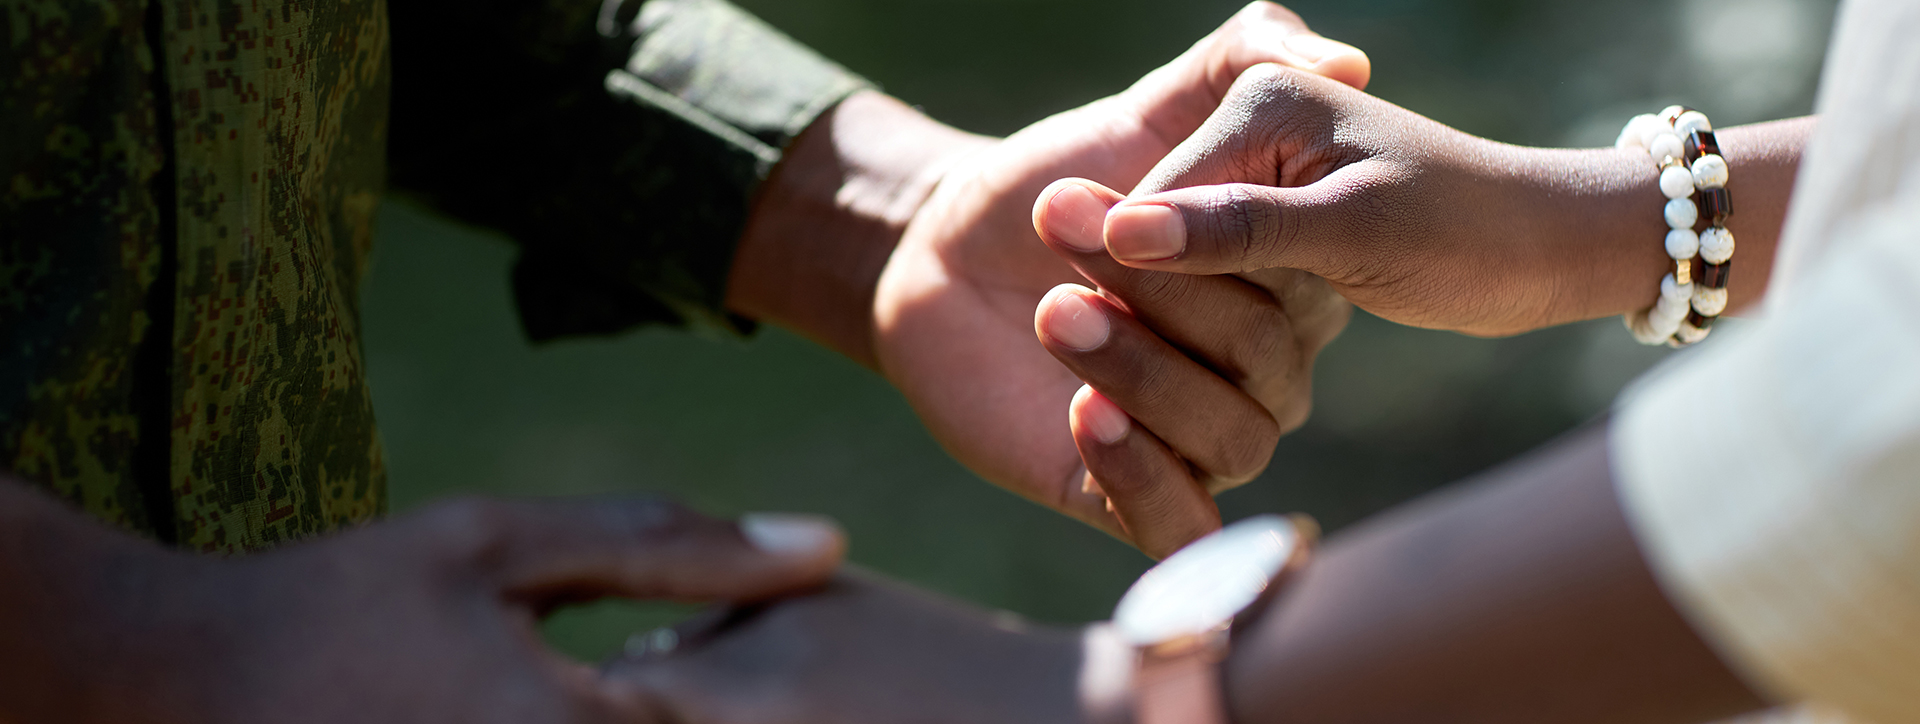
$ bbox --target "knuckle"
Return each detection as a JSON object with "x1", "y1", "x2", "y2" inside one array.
[
  {"x1": 1211, "y1": 412, "x2": 1281, "y2": 484},
  {"x1": 1132, "y1": 362, "x2": 1183, "y2": 415},
  {"x1": 1227, "y1": 62, "x2": 1291, "y2": 105},
  {"x1": 1214, "y1": 186, "x2": 1286, "y2": 267},
  {"x1": 1125, "y1": 270, "x2": 1195, "y2": 310},
  {"x1": 422, "y1": 496, "x2": 517, "y2": 567},
  {"x1": 1276, "y1": 387, "x2": 1314, "y2": 434},
  {"x1": 1236, "y1": 1, "x2": 1304, "y2": 29},
  {"x1": 1229, "y1": 303, "x2": 1296, "y2": 382},
  {"x1": 1239, "y1": 64, "x2": 1314, "y2": 116},
  {"x1": 605, "y1": 496, "x2": 697, "y2": 543}
]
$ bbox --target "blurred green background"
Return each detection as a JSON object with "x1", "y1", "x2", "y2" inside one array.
[{"x1": 363, "y1": 0, "x2": 1839, "y2": 660}]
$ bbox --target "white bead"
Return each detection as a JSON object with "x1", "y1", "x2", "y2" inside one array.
[
  {"x1": 1650, "y1": 305, "x2": 1685, "y2": 338},
  {"x1": 1653, "y1": 291, "x2": 1690, "y2": 322},
  {"x1": 1616, "y1": 114, "x2": 1658, "y2": 149},
  {"x1": 1615, "y1": 126, "x2": 1641, "y2": 150},
  {"x1": 1660, "y1": 164, "x2": 1696, "y2": 199},
  {"x1": 1691, "y1": 286, "x2": 1729, "y2": 316},
  {"x1": 1649, "y1": 133, "x2": 1684, "y2": 162},
  {"x1": 1624, "y1": 114, "x2": 1666, "y2": 150},
  {"x1": 1660, "y1": 105, "x2": 1687, "y2": 123},
  {"x1": 1658, "y1": 272, "x2": 1689, "y2": 303},
  {"x1": 1674, "y1": 322, "x2": 1711, "y2": 345},
  {"x1": 1665, "y1": 228, "x2": 1700, "y2": 259},
  {"x1": 1666, "y1": 197, "x2": 1698, "y2": 230},
  {"x1": 1691, "y1": 154, "x2": 1730, "y2": 189},
  {"x1": 1626, "y1": 312, "x2": 1669, "y2": 345},
  {"x1": 1675, "y1": 110, "x2": 1713, "y2": 137},
  {"x1": 1699, "y1": 227, "x2": 1736, "y2": 264}
]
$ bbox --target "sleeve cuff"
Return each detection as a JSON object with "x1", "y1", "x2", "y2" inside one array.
[
  {"x1": 513, "y1": 0, "x2": 873, "y2": 340},
  {"x1": 1611, "y1": 204, "x2": 1920, "y2": 723}
]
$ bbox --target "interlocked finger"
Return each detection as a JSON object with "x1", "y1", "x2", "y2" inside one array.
[
  {"x1": 1068, "y1": 385, "x2": 1221, "y2": 559},
  {"x1": 1035, "y1": 179, "x2": 1324, "y2": 429},
  {"x1": 1036, "y1": 284, "x2": 1282, "y2": 489}
]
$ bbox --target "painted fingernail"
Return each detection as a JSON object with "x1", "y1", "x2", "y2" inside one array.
[
  {"x1": 1284, "y1": 34, "x2": 1349, "y2": 64},
  {"x1": 1074, "y1": 385, "x2": 1130, "y2": 445},
  {"x1": 1046, "y1": 292, "x2": 1110, "y2": 351},
  {"x1": 1106, "y1": 204, "x2": 1186, "y2": 261},
  {"x1": 1045, "y1": 183, "x2": 1110, "y2": 252},
  {"x1": 740, "y1": 513, "x2": 841, "y2": 557}
]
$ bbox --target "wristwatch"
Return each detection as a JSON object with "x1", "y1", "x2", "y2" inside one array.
[{"x1": 1111, "y1": 514, "x2": 1316, "y2": 724}]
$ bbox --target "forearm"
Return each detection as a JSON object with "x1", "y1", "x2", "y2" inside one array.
[
  {"x1": 724, "y1": 91, "x2": 992, "y2": 367},
  {"x1": 1522, "y1": 116, "x2": 1814, "y2": 325},
  {"x1": 0, "y1": 480, "x2": 200, "y2": 723},
  {"x1": 1223, "y1": 424, "x2": 1768, "y2": 724}
]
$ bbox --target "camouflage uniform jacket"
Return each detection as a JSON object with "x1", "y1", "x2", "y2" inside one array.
[{"x1": 0, "y1": 0, "x2": 869, "y2": 552}]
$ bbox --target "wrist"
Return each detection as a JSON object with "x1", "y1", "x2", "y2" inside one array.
[
  {"x1": 725, "y1": 90, "x2": 990, "y2": 366},
  {"x1": 1512, "y1": 118, "x2": 1809, "y2": 329},
  {"x1": 1498, "y1": 143, "x2": 1672, "y2": 330}
]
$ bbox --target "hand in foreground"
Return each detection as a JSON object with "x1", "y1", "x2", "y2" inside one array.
[
  {"x1": 604, "y1": 427, "x2": 1771, "y2": 724},
  {"x1": 1, "y1": 487, "x2": 843, "y2": 724},
  {"x1": 604, "y1": 570, "x2": 1093, "y2": 724},
  {"x1": 871, "y1": 3, "x2": 1369, "y2": 558}
]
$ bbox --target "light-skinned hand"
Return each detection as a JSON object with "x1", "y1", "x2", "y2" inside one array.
[{"x1": 874, "y1": 3, "x2": 1369, "y2": 558}]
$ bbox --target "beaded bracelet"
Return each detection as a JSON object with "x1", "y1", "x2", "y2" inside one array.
[{"x1": 1616, "y1": 106, "x2": 1734, "y2": 347}]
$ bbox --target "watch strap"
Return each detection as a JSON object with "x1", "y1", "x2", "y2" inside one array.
[{"x1": 1135, "y1": 642, "x2": 1228, "y2": 724}]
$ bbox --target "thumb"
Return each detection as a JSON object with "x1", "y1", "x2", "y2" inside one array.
[
  {"x1": 1119, "y1": 2, "x2": 1368, "y2": 152},
  {"x1": 428, "y1": 498, "x2": 846, "y2": 607},
  {"x1": 1101, "y1": 178, "x2": 1365, "y2": 277}
]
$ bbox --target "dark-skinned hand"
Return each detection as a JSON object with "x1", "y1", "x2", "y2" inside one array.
[
  {"x1": 1, "y1": 493, "x2": 842, "y2": 724},
  {"x1": 603, "y1": 570, "x2": 1090, "y2": 724}
]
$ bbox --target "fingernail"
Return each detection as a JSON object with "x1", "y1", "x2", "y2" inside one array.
[
  {"x1": 1075, "y1": 386, "x2": 1130, "y2": 445},
  {"x1": 1045, "y1": 291, "x2": 1110, "y2": 351},
  {"x1": 1106, "y1": 204, "x2": 1186, "y2": 261},
  {"x1": 740, "y1": 513, "x2": 841, "y2": 557},
  {"x1": 1284, "y1": 34, "x2": 1349, "y2": 64},
  {"x1": 1045, "y1": 183, "x2": 1110, "y2": 252}
]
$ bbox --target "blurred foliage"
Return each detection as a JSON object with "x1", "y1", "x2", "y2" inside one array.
[{"x1": 363, "y1": 0, "x2": 1838, "y2": 661}]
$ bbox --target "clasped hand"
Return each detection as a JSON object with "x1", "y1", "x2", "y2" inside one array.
[{"x1": 874, "y1": 2, "x2": 1368, "y2": 559}]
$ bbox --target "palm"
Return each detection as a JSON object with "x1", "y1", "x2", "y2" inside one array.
[
  {"x1": 870, "y1": 3, "x2": 1371, "y2": 544},
  {"x1": 874, "y1": 101, "x2": 1189, "y2": 536}
]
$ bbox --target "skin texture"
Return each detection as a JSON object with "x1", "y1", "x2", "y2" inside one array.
[
  {"x1": 1223, "y1": 425, "x2": 1767, "y2": 724},
  {"x1": 727, "y1": 2, "x2": 1373, "y2": 558},
  {"x1": 1031, "y1": 181, "x2": 1351, "y2": 553},
  {"x1": 0, "y1": 480, "x2": 843, "y2": 724},
  {"x1": 606, "y1": 570, "x2": 1086, "y2": 724},
  {"x1": 612, "y1": 426, "x2": 1772, "y2": 724},
  {"x1": 1029, "y1": 66, "x2": 1809, "y2": 524},
  {"x1": 1063, "y1": 64, "x2": 1812, "y2": 336}
]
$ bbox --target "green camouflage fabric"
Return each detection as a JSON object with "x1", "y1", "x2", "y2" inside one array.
[{"x1": 0, "y1": 0, "x2": 870, "y2": 552}]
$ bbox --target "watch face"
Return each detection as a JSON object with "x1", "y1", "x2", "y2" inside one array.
[{"x1": 1112, "y1": 515, "x2": 1299, "y2": 646}]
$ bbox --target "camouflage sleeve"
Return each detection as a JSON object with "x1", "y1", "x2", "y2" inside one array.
[{"x1": 386, "y1": 0, "x2": 872, "y2": 338}]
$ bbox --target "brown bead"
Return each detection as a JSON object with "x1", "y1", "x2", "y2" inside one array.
[
  {"x1": 1700, "y1": 187, "x2": 1733, "y2": 225},
  {"x1": 1702, "y1": 261, "x2": 1732, "y2": 289},
  {"x1": 1686, "y1": 309, "x2": 1716, "y2": 330},
  {"x1": 1685, "y1": 130, "x2": 1720, "y2": 163}
]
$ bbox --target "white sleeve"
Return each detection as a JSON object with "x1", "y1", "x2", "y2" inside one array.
[{"x1": 1611, "y1": 194, "x2": 1920, "y2": 724}]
